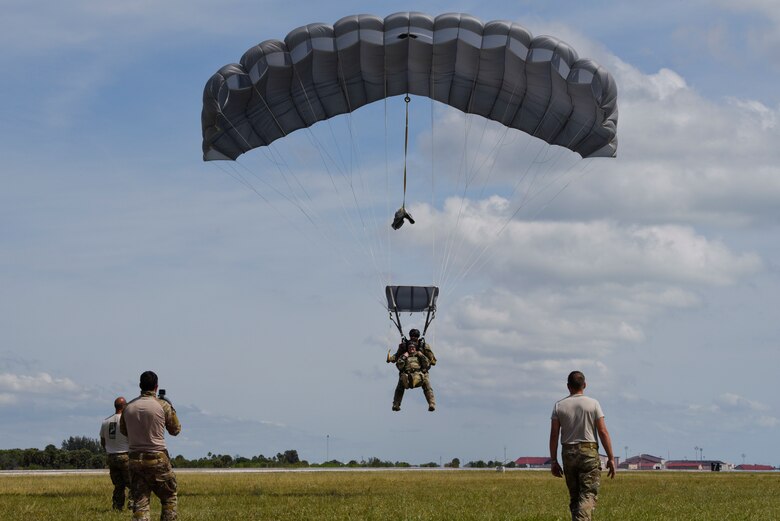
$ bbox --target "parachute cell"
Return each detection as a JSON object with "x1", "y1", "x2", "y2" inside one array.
[{"x1": 201, "y1": 12, "x2": 618, "y2": 162}]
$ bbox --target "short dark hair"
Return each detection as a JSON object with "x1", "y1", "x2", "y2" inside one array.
[
  {"x1": 567, "y1": 371, "x2": 586, "y2": 391},
  {"x1": 409, "y1": 328, "x2": 420, "y2": 338},
  {"x1": 139, "y1": 371, "x2": 158, "y2": 392}
]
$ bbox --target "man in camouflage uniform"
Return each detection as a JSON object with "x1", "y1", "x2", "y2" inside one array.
[
  {"x1": 100, "y1": 396, "x2": 131, "y2": 510},
  {"x1": 120, "y1": 371, "x2": 181, "y2": 521},
  {"x1": 387, "y1": 328, "x2": 436, "y2": 412},
  {"x1": 549, "y1": 371, "x2": 616, "y2": 521}
]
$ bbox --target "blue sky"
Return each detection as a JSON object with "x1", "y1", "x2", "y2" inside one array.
[{"x1": 2, "y1": 0, "x2": 780, "y2": 467}]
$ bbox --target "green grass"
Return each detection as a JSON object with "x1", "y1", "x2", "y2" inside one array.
[{"x1": 1, "y1": 470, "x2": 778, "y2": 520}]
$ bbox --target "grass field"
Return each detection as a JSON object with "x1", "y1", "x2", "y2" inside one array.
[{"x1": 1, "y1": 469, "x2": 778, "y2": 520}]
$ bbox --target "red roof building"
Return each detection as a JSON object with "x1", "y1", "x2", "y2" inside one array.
[
  {"x1": 666, "y1": 460, "x2": 703, "y2": 470},
  {"x1": 514, "y1": 457, "x2": 551, "y2": 468},
  {"x1": 619, "y1": 454, "x2": 664, "y2": 470},
  {"x1": 735, "y1": 464, "x2": 775, "y2": 471},
  {"x1": 666, "y1": 460, "x2": 728, "y2": 471}
]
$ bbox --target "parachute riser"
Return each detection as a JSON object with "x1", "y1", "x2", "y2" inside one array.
[
  {"x1": 386, "y1": 285, "x2": 438, "y2": 339},
  {"x1": 422, "y1": 307, "x2": 436, "y2": 337},
  {"x1": 389, "y1": 307, "x2": 405, "y2": 339},
  {"x1": 387, "y1": 307, "x2": 435, "y2": 340}
]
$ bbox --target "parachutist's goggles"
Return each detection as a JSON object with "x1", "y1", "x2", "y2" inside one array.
[{"x1": 392, "y1": 207, "x2": 415, "y2": 230}]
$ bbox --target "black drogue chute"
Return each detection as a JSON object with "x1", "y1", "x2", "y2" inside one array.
[{"x1": 385, "y1": 285, "x2": 439, "y2": 340}]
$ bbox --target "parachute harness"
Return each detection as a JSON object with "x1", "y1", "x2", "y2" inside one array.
[{"x1": 391, "y1": 96, "x2": 415, "y2": 230}]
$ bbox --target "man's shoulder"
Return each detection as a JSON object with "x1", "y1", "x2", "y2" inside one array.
[
  {"x1": 555, "y1": 394, "x2": 601, "y2": 407},
  {"x1": 554, "y1": 395, "x2": 576, "y2": 406},
  {"x1": 578, "y1": 395, "x2": 601, "y2": 407},
  {"x1": 159, "y1": 399, "x2": 176, "y2": 414},
  {"x1": 126, "y1": 395, "x2": 144, "y2": 406},
  {"x1": 124, "y1": 394, "x2": 157, "y2": 411}
]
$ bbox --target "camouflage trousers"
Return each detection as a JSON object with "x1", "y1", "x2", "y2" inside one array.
[
  {"x1": 393, "y1": 372, "x2": 435, "y2": 408},
  {"x1": 562, "y1": 442, "x2": 601, "y2": 521},
  {"x1": 129, "y1": 451, "x2": 178, "y2": 521},
  {"x1": 107, "y1": 453, "x2": 131, "y2": 510}
]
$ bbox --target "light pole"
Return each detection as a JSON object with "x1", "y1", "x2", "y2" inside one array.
[
  {"x1": 742, "y1": 453, "x2": 746, "y2": 465},
  {"x1": 624, "y1": 446, "x2": 628, "y2": 463},
  {"x1": 694, "y1": 446, "x2": 699, "y2": 461},
  {"x1": 326, "y1": 434, "x2": 330, "y2": 462}
]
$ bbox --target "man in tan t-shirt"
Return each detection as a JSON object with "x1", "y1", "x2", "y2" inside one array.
[
  {"x1": 549, "y1": 371, "x2": 615, "y2": 521},
  {"x1": 120, "y1": 371, "x2": 181, "y2": 521}
]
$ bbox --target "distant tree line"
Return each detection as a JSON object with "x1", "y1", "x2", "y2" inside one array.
[
  {"x1": 465, "y1": 460, "x2": 516, "y2": 468},
  {"x1": 1, "y1": 437, "x2": 471, "y2": 471},
  {"x1": 0, "y1": 437, "x2": 105, "y2": 470}
]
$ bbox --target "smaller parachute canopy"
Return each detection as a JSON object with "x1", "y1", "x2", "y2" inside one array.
[{"x1": 386, "y1": 286, "x2": 439, "y2": 313}]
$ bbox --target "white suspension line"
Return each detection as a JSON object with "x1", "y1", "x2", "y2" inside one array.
[
  {"x1": 436, "y1": 107, "x2": 478, "y2": 290},
  {"x1": 447, "y1": 158, "x2": 597, "y2": 297},
  {"x1": 446, "y1": 124, "x2": 599, "y2": 295},
  {"x1": 285, "y1": 71, "x2": 389, "y2": 292}
]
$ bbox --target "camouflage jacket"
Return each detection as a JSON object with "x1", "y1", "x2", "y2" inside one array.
[
  {"x1": 395, "y1": 352, "x2": 431, "y2": 374},
  {"x1": 388, "y1": 339, "x2": 437, "y2": 366}
]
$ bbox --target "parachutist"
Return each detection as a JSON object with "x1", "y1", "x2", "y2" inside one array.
[
  {"x1": 387, "y1": 328, "x2": 436, "y2": 411},
  {"x1": 392, "y1": 207, "x2": 415, "y2": 230}
]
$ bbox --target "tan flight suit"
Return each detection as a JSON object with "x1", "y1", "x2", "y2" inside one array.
[
  {"x1": 389, "y1": 340, "x2": 436, "y2": 410},
  {"x1": 120, "y1": 391, "x2": 181, "y2": 521}
]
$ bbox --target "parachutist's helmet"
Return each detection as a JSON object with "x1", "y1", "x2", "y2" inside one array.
[{"x1": 409, "y1": 329, "x2": 420, "y2": 339}]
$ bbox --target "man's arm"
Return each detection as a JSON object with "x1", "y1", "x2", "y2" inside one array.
[
  {"x1": 163, "y1": 402, "x2": 182, "y2": 436},
  {"x1": 388, "y1": 343, "x2": 406, "y2": 363},
  {"x1": 596, "y1": 417, "x2": 616, "y2": 478},
  {"x1": 549, "y1": 418, "x2": 563, "y2": 478},
  {"x1": 119, "y1": 412, "x2": 128, "y2": 437},
  {"x1": 423, "y1": 342, "x2": 436, "y2": 365}
]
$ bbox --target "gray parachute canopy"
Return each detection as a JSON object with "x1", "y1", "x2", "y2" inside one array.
[
  {"x1": 201, "y1": 12, "x2": 618, "y2": 161},
  {"x1": 386, "y1": 285, "x2": 439, "y2": 313}
]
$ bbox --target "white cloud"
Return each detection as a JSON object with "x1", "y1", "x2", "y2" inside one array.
[
  {"x1": 0, "y1": 372, "x2": 85, "y2": 398},
  {"x1": 416, "y1": 39, "x2": 780, "y2": 228},
  {"x1": 757, "y1": 416, "x2": 780, "y2": 428},
  {"x1": 591, "y1": 55, "x2": 780, "y2": 225},
  {"x1": 683, "y1": 393, "x2": 778, "y2": 432},
  {"x1": 727, "y1": 98, "x2": 777, "y2": 130},
  {"x1": 408, "y1": 201, "x2": 761, "y2": 287},
  {"x1": 717, "y1": 393, "x2": 769, "y2": 412}
]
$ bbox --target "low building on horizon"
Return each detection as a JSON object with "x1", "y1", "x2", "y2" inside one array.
[
  {"x1": 734, "y1": 464, "x2": 775, "y2": 471},
  {"x1": 620, "y1": 454, "x2": 664, "y2": 470},
  {"x1": 666, "y1": 459, "x2": 730, "y2": 471},
  {"x1": 514, "y1": 457, "x2": 552, "y2": 469}
]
